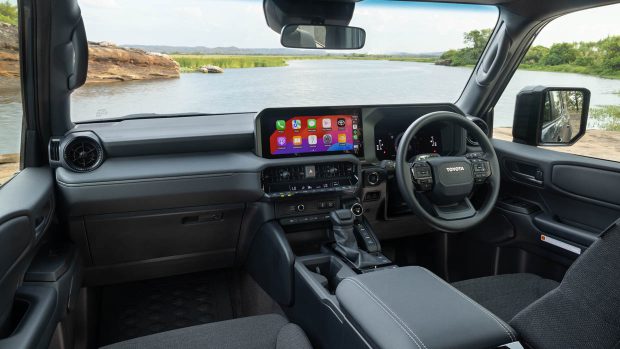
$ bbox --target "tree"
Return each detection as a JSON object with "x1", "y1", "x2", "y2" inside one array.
[
  {"x1": 543, "y1": 43, "x2": 578, "y2": 65},
  {"x1": 599, "y1": 36, "x2": 620, "y2": 72},
  {"x1": 464, "y1": 29, "x2": 492, "y2": 51},
  {"x1": 523, "y1": 45, "x2": 549, "y2": 65},
  {"x1": 438, "y1": 29, "x2": 492, "y2": 66},
  {"x1": 0, "y1": 1, "x2": 17, "y2": 25}
]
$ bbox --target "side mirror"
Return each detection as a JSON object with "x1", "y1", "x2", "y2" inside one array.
[
  {"x1": 512, "y1": 86, "x2": 590, "y2": 146},
  {"x1": 281, "y1": 24, "x2": 365, "y2": 50}
]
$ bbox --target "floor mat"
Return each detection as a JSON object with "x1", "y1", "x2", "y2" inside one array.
[{"x1": 98, "y1": 270, "x2": 233, "y2": 346}]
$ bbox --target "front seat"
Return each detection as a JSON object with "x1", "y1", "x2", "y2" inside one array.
[
  {"x1": 101, "y1": 314, "x2": 312, "y2": 349},
  {"x1": 454, "y1": 220, "x2": 620, "y2": 349}
]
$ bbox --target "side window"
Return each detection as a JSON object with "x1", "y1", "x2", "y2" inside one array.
[
  {"x1": 494, "y1": 4, "x2": 620, "y2": 162},
  {"x1": 0, "y1": 0, "x2": 21, "y2": 185}
]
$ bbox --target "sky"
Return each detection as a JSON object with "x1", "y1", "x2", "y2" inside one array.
[{"x1": 77, "y1": 0, "x2": 620, "y2": 54}]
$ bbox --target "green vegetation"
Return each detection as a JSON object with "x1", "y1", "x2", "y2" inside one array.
[
  {"x1": 591, "y1": 105, "x2": 620, "y2": 131},
  {"x1": 0, "y1": 1, "x2": 17, "y2": 25},
  {"x1": 172, "y1": 54, "x2": 435, "y2": 72},
  {"x1": 438, "y1": 29, "x2": 492, "y2": 66},
  {"x1": 522, "y1": 36, "x2": 620, "y2": 79},
  {"x1": 441, "y1": 28, "x2": 620, "y2": 79},
  {"x1": 172, "y1": 55, "x2": 288, "y2": 71}
]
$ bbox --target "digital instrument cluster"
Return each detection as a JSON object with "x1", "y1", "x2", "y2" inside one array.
[{"x1": 375, "y1": 128, "x2": 442, "y2": 161}]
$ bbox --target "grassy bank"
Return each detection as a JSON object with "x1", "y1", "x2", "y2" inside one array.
[
  {"x1": 172, "y1": 55, "x2": 289, "y2": 71},
  {"x1": 519, "y1": 64, "x2": 620, "y2": 79},
  {"x1": 591, "y1": 105, "x2": 620, "y2": 131},
  {"x1": 171, "y1": 54, "x2": 436, "y2": 72},
  {"x1": 171, "y1": 53, "x2": 619, "y2": 80}
]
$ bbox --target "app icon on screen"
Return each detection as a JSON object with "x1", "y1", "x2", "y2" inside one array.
[
  {"x1": 293, "y1": 136, "x2": 302, "y2": 146},
  {"x1": 323, "y1": 134, "x2": 332, "y2": 144},
  {"x1": 276, "y1": 120, "x2": 286, "y2": 131},
  {"x1": 337, "y1": 118, "x2": 346, "y2": 128},
  {"x1": 307, "y1": 119, "x2": 317, "y2": 129},
  {"x1": 353, "y1": 124, "x2": 358, "y2": 130},
  {"x1": 322, "y1": 118, "x2": 332, "y2": 129},
  {"x1": 308, "y1": 135, "x2": 317, "y2": 145},
  {"x1": 353, "y1": 135, "x2": 358, "y2": 140},
  {"x1": 277, "y1": 137, "x2": 286, "y2": 147},
  {"x1": 338, "y1": 134, "x2": 347, "y2": 144},
  {"x1": 292, "y1": 119, "x2": 302, "y2": 130}
]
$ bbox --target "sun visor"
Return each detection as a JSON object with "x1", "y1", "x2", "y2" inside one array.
[{"x1": 263, "y1": 0, "x2": 357, "y2": 34}]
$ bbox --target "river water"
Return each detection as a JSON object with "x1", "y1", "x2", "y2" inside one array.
[{"x1": 1, "y1": 59, "x2": 619, "y2": 153}]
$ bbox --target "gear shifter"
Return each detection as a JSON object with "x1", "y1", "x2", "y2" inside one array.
[{"x1": 330, "y1": 209, "x2": 387, "y2": 269}]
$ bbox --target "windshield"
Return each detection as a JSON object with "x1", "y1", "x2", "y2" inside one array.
[{"x1": 70, "y1": 0, "x2": 498, "y2": 122}]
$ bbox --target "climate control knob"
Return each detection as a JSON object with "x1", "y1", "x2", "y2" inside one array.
[{"x1": 296, "y1": 204, "x2": 305, "y2": 212}]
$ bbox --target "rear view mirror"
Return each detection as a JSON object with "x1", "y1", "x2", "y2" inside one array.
[
  {"x1": 281, "y1": 24, "x2": 365, "y2": 50},
  {"x1": 512, "y1": 86, "x2": 590, "y2": 146}
]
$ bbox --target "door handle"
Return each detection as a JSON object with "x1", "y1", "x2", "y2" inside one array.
[{"x1": 511, "y1": 170, "x2": 543, "y2": 186}]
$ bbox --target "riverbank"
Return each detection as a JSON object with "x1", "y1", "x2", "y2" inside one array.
[
  {"x1": 519, "y1": 64, "x2": 620, "y2": 80},
  {"x1": 87, "y1": 42, "x2": 180, "y2": 82},
  {"x1": 0, "y1": 153, "x2": 18, "y2": 185},
  {"x1": 494, "y1": 127, "x2": 620, "y2": 162},
  {"x1": 170, "y1": 53, "x2": 619, "y2": 80},
  {"x1": 1, "y1": 22, "x2": 180, "y2": 83},
  {"x1": 171, "y1": 54, "x2": 436, "y2": 72}
]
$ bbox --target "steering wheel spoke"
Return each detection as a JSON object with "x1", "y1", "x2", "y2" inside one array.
[
  {"x1": 410, "y1": 161, "x2": 433, "y2": 192},
  {"x1": 471, "y1": 158, "x2": 492, "y2": 184},
  {"x1": 432, "y1": 198, "x2": 477, "y2": 220}
]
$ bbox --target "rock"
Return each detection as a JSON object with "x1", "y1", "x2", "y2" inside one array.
[
  {"x1": 0, "y1": 23, "x2": 180, "y2": 82},
  {"x1": 198, "y1": 65, "x2": 224, "y2": 73},
  {"x1": 434, "y1": 59, "x2": 452, "y2": 66},
  {"x1": 86, "y1": 41, "x2": 180, "y2": 83},
  {"x1": 0, "y1": 23, "x2": 19, "y2": 78}
]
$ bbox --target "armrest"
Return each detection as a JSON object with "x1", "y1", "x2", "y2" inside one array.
[{"x1": 336, "y1": 266, "x2": 517, "y2": 349}]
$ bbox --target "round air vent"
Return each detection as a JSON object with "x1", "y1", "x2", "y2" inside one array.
[
  {"x1": 466, "y1": 117, "x2": 490, "y2": 146},
  {"x1": 63, "y1": 136, "x2": 104, "y2": 172}
]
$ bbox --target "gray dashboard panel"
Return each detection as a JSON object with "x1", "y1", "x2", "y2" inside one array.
[
  {"x1": 72, "y1": 113, "x2": 256, "y2": 157},
  {"x1": 56, "y1": 152, "x2": 360, "y2": 216}
]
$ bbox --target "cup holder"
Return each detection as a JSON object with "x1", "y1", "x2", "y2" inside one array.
[{"x1": 299, "y1": 255, "x2": 356, "y2": 294}]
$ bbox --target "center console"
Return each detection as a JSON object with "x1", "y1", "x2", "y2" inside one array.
[
  {"x1": 247, "y1": 106, "x2": 519, "y2": 349},
  {"x1": 336, "y1": 267, "x2": 518, "y2": 349}
]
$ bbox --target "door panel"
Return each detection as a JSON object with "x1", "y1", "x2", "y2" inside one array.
[
  {"x1": 494, "y1": 139, "x2": 620, "y2": 232},
  {"x1": 0, "y1": 168, "x2": 56, "y2": 348},
  {"x1": 486, "y1": 139, "x2": 620, "y2": 274}
]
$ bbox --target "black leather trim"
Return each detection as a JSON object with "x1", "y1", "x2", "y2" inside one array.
[{"x1": 336, "y1": 266, "x2": 516, "y2": 349}]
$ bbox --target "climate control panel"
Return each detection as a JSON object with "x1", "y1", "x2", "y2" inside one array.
[{"x1": 262, "y1": 161, "x2": 359, "y2": 198}]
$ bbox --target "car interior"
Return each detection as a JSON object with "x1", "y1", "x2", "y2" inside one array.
[{"x1": 1, "y1": 0, "x2": 620, "y2": 348}]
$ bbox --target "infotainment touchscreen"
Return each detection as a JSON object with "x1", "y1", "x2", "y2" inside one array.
[{"x1": 263, "y1": 113, "x2": 363, "y2": 157}]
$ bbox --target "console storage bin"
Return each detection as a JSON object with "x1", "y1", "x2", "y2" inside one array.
[{"x1": 336, "y1": 266, "x2": 517, "y2": 349}]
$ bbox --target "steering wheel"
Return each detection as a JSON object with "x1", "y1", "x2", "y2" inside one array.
[{"x1": 395, "y1": 111, "x2": 500, "y2": 233}]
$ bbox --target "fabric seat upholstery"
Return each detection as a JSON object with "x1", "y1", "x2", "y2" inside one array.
[
  {"x1": 511, "y1": 221, "x2": 620, "y2": 349},
  {"x1": 101, "y1": 314, "x2": 312, "y2": 349},
  {"x1": 452, "y1": 273, "x2": 559, "y2": 322},
  {"x1": 454, "y1": 220, "x2": 620, "y2": 349}
]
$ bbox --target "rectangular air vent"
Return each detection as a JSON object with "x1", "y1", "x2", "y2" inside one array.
[{"x1": 49, "y1": 139, "x2": 61, "y2": 162}]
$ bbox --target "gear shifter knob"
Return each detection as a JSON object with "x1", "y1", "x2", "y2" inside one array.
[{"x1": 330, "y1": 209, "x2": 354, "y2": 226}]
